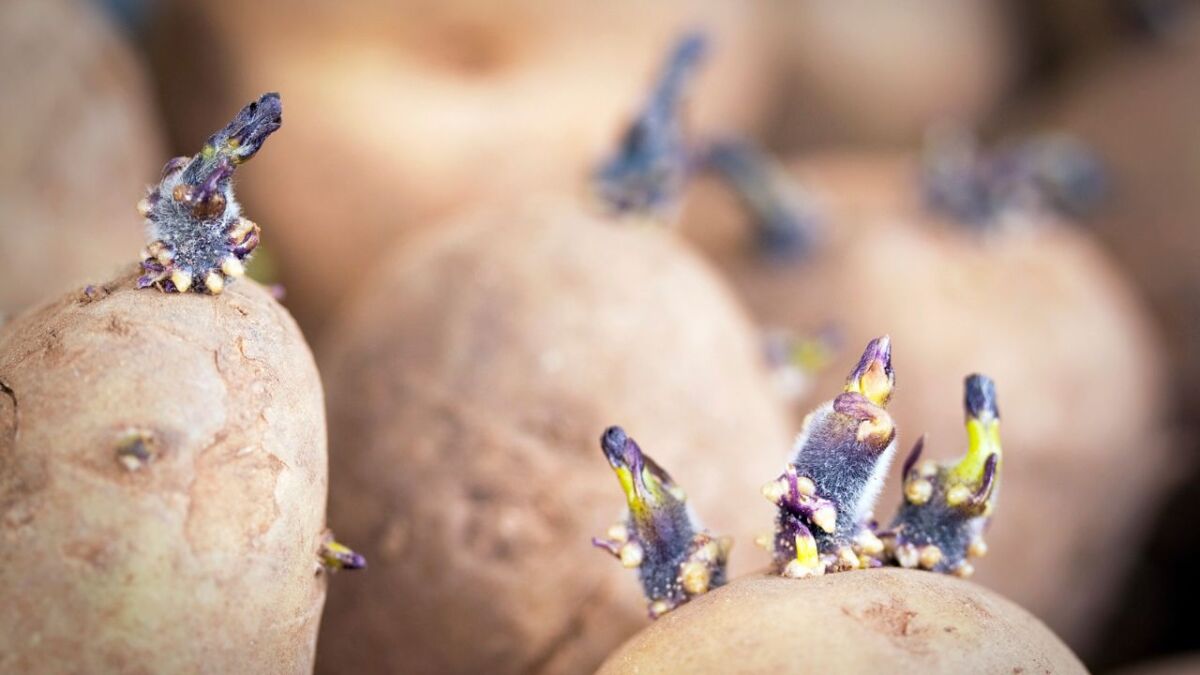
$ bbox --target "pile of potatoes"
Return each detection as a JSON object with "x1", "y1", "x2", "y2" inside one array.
[{"x1": 1, "y1": 0, "x2": 1195, "y2": 673}]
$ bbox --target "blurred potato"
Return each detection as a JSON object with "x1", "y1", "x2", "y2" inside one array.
[
  {"x1": 147, "y1": 0, "x2": 775, "y2": 334},
  {"x1": 1044, "y1": 9, "x2": 1200, "y2": 413},
  {"x1": 769, "y1": 0, "x2": 1019, "y2": 149},
  {"x1": 1114, "y1": 653, "x2": 1200, "y2": 675},
  {"x1": 316, "y1": 195, "x2": 793, "y2": 674},
  {"x1": 681, "y1": 151, "x2": 1172, "y2": 652},
  {"x1": 0, "y1": 0, "x2": 164, "y2": 316}
]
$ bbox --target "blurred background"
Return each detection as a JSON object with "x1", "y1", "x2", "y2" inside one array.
[{"x1": 3, "y1": 0, "x2": 1199, "y2": 672}]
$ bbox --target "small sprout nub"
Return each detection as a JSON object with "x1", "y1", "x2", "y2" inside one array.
[
  {"x1": 320, "y1": 532, "x2": 367, "y2": 572},
  {"x1": 115, "y1": 429, "x2": 157, "y2": 472}
]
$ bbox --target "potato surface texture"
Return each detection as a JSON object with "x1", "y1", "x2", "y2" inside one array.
[
  {"x1": 598, "y1": 569, "x2": 1086, "y2": 674},
  {"x1": 0, "y1": 270, "x2": 328, "y2": 674}
]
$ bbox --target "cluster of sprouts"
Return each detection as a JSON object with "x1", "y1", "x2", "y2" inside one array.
[{"x1": 593, "y1": 336, "x2": 1003, "y2": 617}]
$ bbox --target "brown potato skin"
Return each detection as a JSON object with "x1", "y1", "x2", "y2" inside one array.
[
  {"x1": 0, "y1": 270, "x2": 328, "y2": 674},
  {"x1": 0, "y1": 0, "x2": 164, "y2": 315},
  {"x1": 316, "y1": 197, "x2": 793, "y2": 674},
  {"x1": 682, "y1": 153, "x2": 1171, "y2": 651},
  {"x1": 598, "y1": 569, "x2": 1087, "y2": 674},
  {"x1": 147, "y1": 0, "x2": 775, "y2": 335}
]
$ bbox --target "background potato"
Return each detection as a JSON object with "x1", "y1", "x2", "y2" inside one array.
[
  {"x1": 597, "y1": 569, "x2": 1086, "y2": 674},
  {"x1": 1043, "y1": 11, "x2": 1200, "y2": 414},
  {"x1": 0, "y1": 270, "x2": 329, "y2": 674},
  {"x1": 146, "y1": 0, "x2": 775, "y2": 333},
  {"x1": 681, "y1": 152, "x2": 1171, "y2": 650},
  {"x1": 0, "y1": 0, "x2": 163, "y2": 316},
  {"x1": 768, "y1": 1, "x2": 1018, "y2": 149},
  {"x1": 316, "y1": 196, "x2": 793, "y2": 673}
]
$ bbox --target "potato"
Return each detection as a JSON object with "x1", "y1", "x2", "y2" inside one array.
[
  {"x1": 0, "y1": 269, "x2": 331, "y2": 673},
  {"x1": 316, "y1": 196, "x2": 793, "y2": 673},
  {"x1": 597, "y1": 570, "x2": 1086, "y2": 674},
  {"x1": 147, "y1": 0, "x2": 775, "y2": 332},
  {"x1": 768, "y1": 1, "x2": 1017, "y2": 148},
  {"x1": 1045, "y1": 12, "x2": 1200, "y2": 413},
  {"x1": 681, "y1": 151, "x2": 1171, "y2": 650},
  {"x1": 0, "y1": 0, "x2": 164, "y2": 315},
  {"x1": 1114, "y1": 654, "x2": 1200, "y2": 675}
]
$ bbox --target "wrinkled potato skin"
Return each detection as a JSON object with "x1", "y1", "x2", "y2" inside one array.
[
  {"x1": 682, "y1": 153, "x2": 1171, "y2": 651},
  {"x1": 0, "y1": 0, "x2": 164, "y2": 315},
  {"x1": 317, "y1": 198, "x2": 793, "y2": 674},
  {"x1": 599, "y1": 570, "x2": 1086, "y2": 674},
  {"x1": 147, "y1": 0, "x2": 775, "y2": 334},
  {"x1": 0, "y1": 270, "x2": 328, "y2": 674}
]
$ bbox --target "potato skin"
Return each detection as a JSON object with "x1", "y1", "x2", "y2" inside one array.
[
  {"x1": 598, "y1": 569, "x2": 1086, "y2": 674},
  {"x1": 682, "y1": 153, "x2": 1170, "y2": 650},
  {"x1": 316, "y1": 198, "x2": 792, "y2": 674},
  {"x1": 0, "y1": 0, "x2": 164, "y2": 315},
  {"x1": 0, "y1": 270, "x2": 328, "y2": 674},
  {"x1": 147, "y1": 0, "x2": 775, "y2": 334}
]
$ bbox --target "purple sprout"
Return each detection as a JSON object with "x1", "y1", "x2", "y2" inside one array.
[
  {"x1": 700, "y1": 138, "x2": 824, "y2": 260},
  {"x1": 764, "y1": 336, "x2": 897, "y2": 576},
  {"x1": 137, "y1": 93, "x2": 282, "y2": 295},
  {"x1": 593, "y1": 32, "x2": 707, "y2": 220},
  {"x1": 920, "y1": 127, "x2": 1107, "y2": 228},
  {"x1": 883, "y1": 374, "x2": 1002, "y2": 578},
  {"x1": 592, "y1": 426, "x2": 730, "y2": 618},
  {"x1": 320, "y1": 531, "x2": 367, "y2": 573}
]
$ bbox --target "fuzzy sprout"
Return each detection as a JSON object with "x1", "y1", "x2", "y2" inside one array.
[
  {"x1": 701, "y1": 139, "x2": 823, "y2": 260},
  {"x1": 592, "y1": 32, "x2": 707, "y2": 220},
  {"x1": 137, "y1": 93, "x2": 282, "y2": 294},
  {"x1": 921, "y1": 126, "x2": 1106, "y2": 228},
  {"x1": 763, "y1": 336, "x2": 897, "y2": 577},
  {"x1": 883, "y1": 374, "x2": 1001, "y2": 578},
  {"x1": 319, "y1": 530, "x2": 367, "y2": 573},
  {"x1": 592, "y1": 426, "x2": 730, "y2": 618}
]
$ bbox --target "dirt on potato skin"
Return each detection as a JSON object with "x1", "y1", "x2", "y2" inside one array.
[
  {"x1": 0, "y1": 268, "x2": 329, "y2": 674},
  {"x1": 316, "y1": 197, "x2": 794, "y2": 674},
  {"x1": 597, "y1": 569, "x2": 1086, "y2": 674}
]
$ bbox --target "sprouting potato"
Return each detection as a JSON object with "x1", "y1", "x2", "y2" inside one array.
[
  {"x1": 0, "y1": 93, "x2": 361, "y2": 674},
  {"x1": 313, "y1": 33, "x2": 791, "y2": 673},
  {"x1": 315, "y1": 195, "x2": 793, "y2": 673},
  {"x1": 680, "y1": 145, "x2": 1170, "y2": 650}
]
